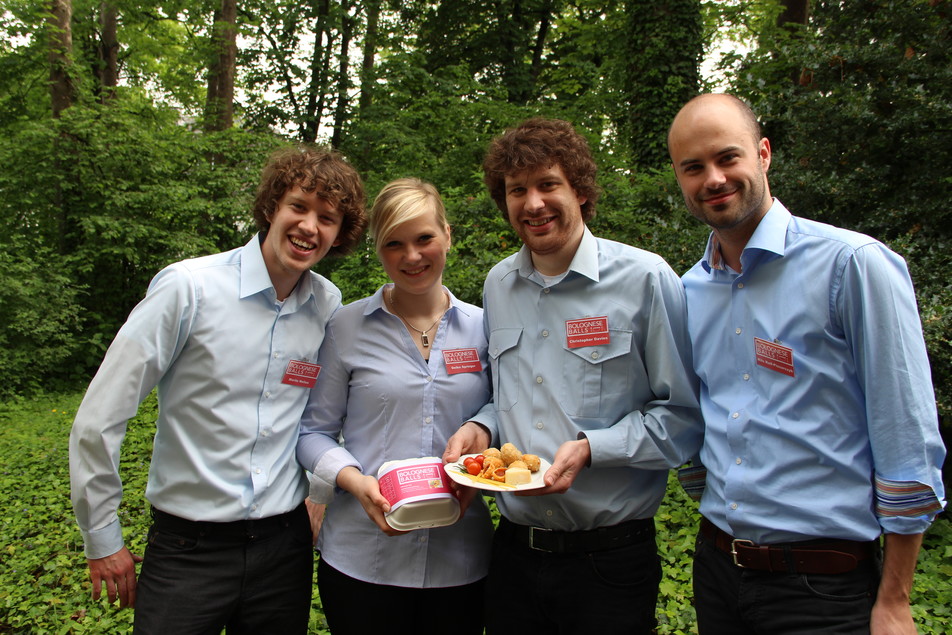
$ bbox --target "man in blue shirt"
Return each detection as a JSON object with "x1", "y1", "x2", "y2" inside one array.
[
  {"x1": 669, "y1": 93, "x2": 946, "y2": 634},
  {"x1": 446, "y1": 117, "x2": 702, "y2": 634},
  {"x1": 69, "y1": 147, "x2": 366, "y2": 632}
]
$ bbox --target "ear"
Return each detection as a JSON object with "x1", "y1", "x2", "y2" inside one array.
[
  {"x1": 759, "y1": 137, "x2": 772, "y2": 173},
  {"x1": 444, "y1": 224, "x2": 452, "y2": 251}
]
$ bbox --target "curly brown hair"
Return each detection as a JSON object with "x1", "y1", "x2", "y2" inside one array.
[
  {"x1": 253, "y1": 146, "x2": 367, "y2": 257},
  {"x1": 482, "y1": 117, "x2": 600, "y2": 222}
]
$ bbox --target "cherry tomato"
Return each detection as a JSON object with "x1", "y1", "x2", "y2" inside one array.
[
  {"x1": 463, "y1": 457, "x2": 475, "y2": 468},
  {"x1": 473, "y1": 454, "x2": 485, "y2": 467},
  {"x1": 466, "y1": 461, "x2": 481, "y2": 475}
]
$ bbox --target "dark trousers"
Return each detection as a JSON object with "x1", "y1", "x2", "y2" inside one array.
[
  {"x1": 484, "y1": 517, "x2": 662, "y2": 635},
  {"x1": 133, "y1": 504, "x2": 313, "y2": 635},
  {"x1": 316, "y1": 557, "x2": 486, "y2": 635},
  {"x1": 693, "y1": 529, "x2": 882, "y2": 634}
]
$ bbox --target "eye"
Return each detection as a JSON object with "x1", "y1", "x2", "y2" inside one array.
[{"x1": 507, "y1": 186, "x2": 526, "y2": 197}]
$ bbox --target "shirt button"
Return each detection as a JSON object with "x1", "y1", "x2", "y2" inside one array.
[
  {"x1": 273, "y1": 352, "x2": 279, "y2": 359},
  {"x1": 543, "y1": 288, "x2": 551, "y2": 294},
  {"x1": 536, "y1": 421, "x2": 544, "y2": 430},
  {"x1": 425, "y1": 376, "x2": 432, "y2": 382},
  {"x1": 730, "y1": 503, "x2": 738, "y2": 510},
  {"x1": 255, "y1": 468, "x2": 262, "y2": 474},
  {"x1": 251, "y1": 504, "x2": 258, "y2": 511},
  {"x1": 743, "y1": 373, "x2": 750, "y2": 381},
  {"x1": 264, "y1": 391, "x2": 271, "y2": 398},
  {"x1": 590, "y1": 352, "x2": 599, "y2": 360},
  {"x1": 424, "y1": 416, "x2": 432, "y2": 424},
  {"x1": 419, "y1": 535, "x2": 427, "y2": 543},
  {"x1": 735, "y1": 328, "x2": 742, "y2": 335},
  {"x1": 737, "y1": 282, "x2": 745, "y2": 289},
  {"x1": 261, "y1": 429, "x2": 270, "y2": 437},
  {"x1": 535, "y1": 376, "x2": 543, "y2": 384},
  {"x1": 542, "y1": 330, "x2": 549, "y2": 338},
  {"x1": 735, "y1": 457, "x2": 742, "y2": 465},
  {"x1": 732, "y1": 412, "x2": 740, "y2": 419},
  {"x1": 545, "y1": 509, "x2": 554, "y2": 517}
]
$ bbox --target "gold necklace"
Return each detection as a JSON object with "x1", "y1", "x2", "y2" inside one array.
[{"x1": 388, "y1": 287, "x2": 449, "y2": 348}]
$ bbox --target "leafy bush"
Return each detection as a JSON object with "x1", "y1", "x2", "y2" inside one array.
[
  {"x1": 0, "y1": 248, "x2": 83, "y2": 399},
  {"x1": 1, "y1": 391, "x2": 949, "y2": 633}
]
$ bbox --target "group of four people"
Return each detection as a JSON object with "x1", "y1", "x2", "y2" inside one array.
[{"x1": 69, "y1": 93, "x2": 945, "y2": 634}]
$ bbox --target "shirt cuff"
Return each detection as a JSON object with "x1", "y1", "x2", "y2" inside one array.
[
  {"x1": 306, "y1": 471, "x2": 336, "y2": 505},
  {"x1": 314, "y1": 447, "x2": 361, "y2": 488},
  {"x1": 82, "y1": 519, "x2": 125, "y2": 560},
  {"x1": 875, "y1": 475, "x2": 945, "y2": 531}
]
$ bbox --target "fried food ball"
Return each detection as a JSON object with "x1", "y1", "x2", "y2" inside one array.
[
  {"x1": 521, "y1": 454, "x2": 541, "y2": 472},
  {"x1": 482, "y1": 448, "x2": 502, "y2": 460},
  {"x1": 508, "y1": 460, "x2": 528, "y2": 470},
  {"x1": 500, "y1": 442, "x2": 523, "y2": 466}
]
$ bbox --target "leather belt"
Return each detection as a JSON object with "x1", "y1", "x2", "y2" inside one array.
[
  {"x1": 501, "y1": 516, "x2": 654, "y2": 554},
  {"x1": 151, "y1": 502, "x2": 306, "y2": 542},
  {"x1": 700, "y1": 517, "x2": 876, "y2": 575}
]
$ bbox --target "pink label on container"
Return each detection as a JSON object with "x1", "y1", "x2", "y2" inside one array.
[{"x1": 378, "y1": 462, "x2": 454, "y2": 510}]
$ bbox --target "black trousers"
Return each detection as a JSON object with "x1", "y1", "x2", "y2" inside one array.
[
  {"x1": 693, "y1": 530, "x2": 882, "y2": 634},
  {"x1": 485, "y1": 517, "x2": 662, "y2": 635},
  {"x1": 316, "y1": 557, "x2": 486, "y2": 635},
  {"x1": 133, "y1": 504, "x2": 313, "y2": 635}
]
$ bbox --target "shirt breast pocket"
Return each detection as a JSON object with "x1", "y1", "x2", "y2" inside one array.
[
  {"x1": 559, "y1": 329, "x2": 633, "y2": 418},
  {"x1": 488, "y1": 327, "x2": 523, "y2": 412}
]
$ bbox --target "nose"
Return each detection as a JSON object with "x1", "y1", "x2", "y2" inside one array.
[
  {"x1": 403, "y1": 244, "x2": 421, "y2": 262},
  {"x1": 298, "y1": 211, "x2": 319, "y2": 234},
  {"x1": 704, "y1": 166, "x2": 727, "y2": 190},
  {"x1": 524, "y1": 187, "x2": 544, "y2": 212}
]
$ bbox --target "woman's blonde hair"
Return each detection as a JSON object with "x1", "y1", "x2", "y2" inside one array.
[{"x1": 369, "y1": 178, "x2": 449, "y2": 250}]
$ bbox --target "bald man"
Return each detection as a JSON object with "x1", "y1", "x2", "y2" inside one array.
[{"x1": 668, "y1": 93, "x2": 945, "y2": 634}]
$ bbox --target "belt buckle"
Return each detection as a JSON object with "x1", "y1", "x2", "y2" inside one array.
[
  {"x1": 731, "y1": 539, "x2": 755, "y2": 567},
  {"x1": 529, "y1": 526, "x2": 553, "y2": 552}
]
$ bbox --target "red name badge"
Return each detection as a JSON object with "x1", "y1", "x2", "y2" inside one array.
[
  {"x1": 565, "y1": 316, "x2": 610, "y2": 349},
  {"x1": 282, "y1": 360, "x2": 321, "y2": 387},
  {"x1": 443, "y1": 348, "x2": 483, "y2": 375},
  {"x1": 754, "y1": 337, "x2": 795, "y2": 377}
]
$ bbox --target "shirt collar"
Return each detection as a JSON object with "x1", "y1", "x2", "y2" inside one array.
[
  {"x1": 239, "y1": 233, "x2": 316, "y2": 305},
  {"x1": 506, "y1": 226, "x2": 599, "y2": 283},
  {"x1": 701, "y1": 199, "x2": 791, "y2": 273}
]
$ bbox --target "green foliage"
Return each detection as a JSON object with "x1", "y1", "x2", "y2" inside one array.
[
  {"x1": 0, "y1": 247, "x2": 83, "y2": 399},
  {"x1": 2, "y1": 393, "x2": 949, "y2": 633},
  {"x1": 0, "y1": 97, "x2": 286, "y2": 384}
]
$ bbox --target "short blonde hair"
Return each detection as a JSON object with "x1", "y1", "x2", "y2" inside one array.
[{"x1": 369, "y1": 178, "x2": 448, "y2": 250}]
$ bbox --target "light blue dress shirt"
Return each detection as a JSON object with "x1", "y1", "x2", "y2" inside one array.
[
  {"x1": 297, "y1": 285, "x2": 494, "y2": 588},
  {"x1": 70, "y1": 234, "x2": 341, "y2": 559},
  {"x1": 479, "y1": 227, "x2": 703, "y2": 531},
  {"x1": 682, "y1": 200, "x2": 946, "y2": 543}
]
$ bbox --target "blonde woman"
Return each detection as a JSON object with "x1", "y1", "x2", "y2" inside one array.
[{"x1": 297, "y1": 179, "x2": 493, "y2": 634}]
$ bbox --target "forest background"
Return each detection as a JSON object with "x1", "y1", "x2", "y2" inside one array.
[{"x1": 0, "y1": 0, "x2": 950, "y2": 632}]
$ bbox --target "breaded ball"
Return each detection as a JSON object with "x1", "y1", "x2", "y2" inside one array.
[
  {"x1": 521, "y1": 454, "x2": 541, "y2": 472},
  {"x1": 500, "y1": 442, "x2": 523, "y2": 466},
  {"x1": 508, "y1": 460, "x2": 528, "y2": 470},
  {"x1": 482, "y1": 447, "x2": 502, "y2": 460}
]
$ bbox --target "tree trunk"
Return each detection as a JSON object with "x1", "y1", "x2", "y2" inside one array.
[
  {"x1": 204, "y1": 0, "x2": 237, "y2": 132},
  {"x1": 99, "y1": 2, "x2": 119, "y2": 101},
  {"x1": 777, "y1": 0, "x2": 810, "y2": 28},
  {"x1": 357, "y1": 0, "x2": 381, "y2": 115},
  {"x1": 48, "y1": 0, "x2": 74, "y2": 117},
  {"x1": 302, "y1": 0, "x2": 332, "y2": 143},
  {"x1": 622, "y1": 0, "x2": 702, "y2": 170},
  {"x1": 331, "y1": 0, "x2": 352, "y2": 149}
]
